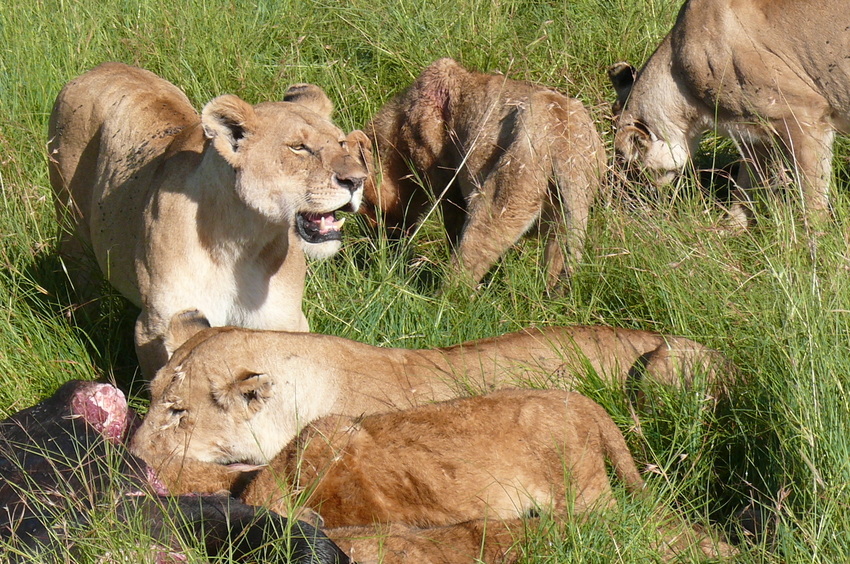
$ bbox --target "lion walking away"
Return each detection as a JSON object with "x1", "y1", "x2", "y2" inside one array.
[{"x1": 362, "y1": 58, "x2": 606, "y2": 291}]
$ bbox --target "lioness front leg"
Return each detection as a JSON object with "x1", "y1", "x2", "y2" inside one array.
[
  {"x1": 723, "y1": 139, "x2": 772, "y2": 230},
  {"x1": 135, "y1": 312, "x2": 169, "y2": 379},
  {"x1": 780, "y1": 120, "x2": 834, "y2": 226}
]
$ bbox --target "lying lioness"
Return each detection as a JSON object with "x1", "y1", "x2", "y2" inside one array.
[
  {"x1": 48, "y1": 62, "x2": 369, "y2": 377},
  {"x1": 130, "y1": 310, "x2": 729, "y2": 492},
  {"x1": 362, "y1": 58, "x2": 606, "y2": 290},
  {"x1": 241, "y1": 389, "x2": 644, "y2": 527}
]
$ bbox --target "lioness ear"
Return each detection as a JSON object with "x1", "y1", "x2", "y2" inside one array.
[
  {"x1": 621, "y1": 122, "x2": 652, "y2": 150},
  {"x1": 213, "y1": 371, "x2": 273, "y2": 415},
  {"x1": 164, "y1": 310, "x2": 211, "y2": 357},
  {"x1": 283, "y1": 83, "x2": 334, "y2": 119},
  {"x1": 201, "y1": 94, "x2": 257, "y2": 165},
  {"x1": 345, "y1": 129, "x2": 373, "y2": 173},
  {"x1": 401, "y1": 59, "x2": 456, "y2": 163},
  {"x1": 608, "y1": 61, "x2": 637, "y2": 115}
]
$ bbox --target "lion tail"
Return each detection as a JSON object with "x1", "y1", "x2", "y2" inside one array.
[{"x1": 594, "y1": 402, "x2": 645, "y2": 495}]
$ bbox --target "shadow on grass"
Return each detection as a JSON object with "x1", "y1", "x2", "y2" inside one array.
[
  {"x1": 637, "y1": 379, "x2": 781, "y2": 551},
  {"x1": 17, "y1": 248, "x2": 143, "y2": 397}
]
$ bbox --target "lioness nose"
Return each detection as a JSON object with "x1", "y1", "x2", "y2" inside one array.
[{"x1": 333, "y1": 171, "x2": 366, "y2": 194}]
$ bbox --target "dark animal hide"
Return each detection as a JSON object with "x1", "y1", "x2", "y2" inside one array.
[{"x1": 0, "y1": 380, "x2": 349, "y2": 564}]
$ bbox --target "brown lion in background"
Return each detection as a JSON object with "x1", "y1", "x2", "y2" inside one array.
[{"x1": 362, "y1": 58, "x2": 605, "y2": 291}]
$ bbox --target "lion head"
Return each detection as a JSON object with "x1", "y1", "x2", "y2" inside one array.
[
  {"x1": 608, "y1": 59, "x2": 697, "y2": 185},
  {"x1": 201, "y1": 84, "x2": 370, "y2": 259},
  {"x1": 131, "y1": 311, "x2": 321, "y2": 468}
]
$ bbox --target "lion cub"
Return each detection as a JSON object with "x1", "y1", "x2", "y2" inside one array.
[
  {"x1": 242, "y1": 389, "x2": 735, "y2": 559},
  {"x1": 241, "y1": 389, "x2": 643, "y2": 528},
  {"x1": 362, "y1": 58, "x2": 606, "y2": 291},
  {"x1": 48, "y1": 62, "x2": 369, "y2": 377}
]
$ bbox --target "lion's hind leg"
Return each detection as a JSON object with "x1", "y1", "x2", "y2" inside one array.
[
  {"x1": 539, "y1": 188, "x2": 584, "y2": 293},
  {"x1": 530, "y1": 91, "x2": 602, "y2": 292},
  {"x1": 451, "y1": 159, "x2": 546, "y2": 287}
]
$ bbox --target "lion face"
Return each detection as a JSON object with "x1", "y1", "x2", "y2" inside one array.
[
  {"x1": 613, "y1": 118, "x2": 690, "y2": 184},
  {"x1": 608, "y1": 61, "x2": 695, "y2": 185},
  {"x1": 131, "y1": 321, "x2": 312, "y2": 467},
  {"x1": 201, "y1": 91, "x2": 369, "y2": 260},
  {"x1": 132, "y1": 349, "x2": 284, "y2": 466}
]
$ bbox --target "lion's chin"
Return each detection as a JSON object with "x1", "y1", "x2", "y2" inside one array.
[{"x1": 302, "y1": 239, "x2": 343, "y2": 260}]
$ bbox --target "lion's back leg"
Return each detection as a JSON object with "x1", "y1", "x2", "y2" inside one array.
[
  {"x1": 541, "y1": 93, "x2": 605, "y2": 291},
  {"x1": 539, "y1": 162, "x2": 596, "y2": 292},
  {"x1": 452, "y1": 157, "x2": 547, "y2": 286},
  {"x1": 47, "y1": 87, "x2": 104, "y2": 304},
  {"x1": 539, "y1": 186, "x2": 584, "y2": 292}
]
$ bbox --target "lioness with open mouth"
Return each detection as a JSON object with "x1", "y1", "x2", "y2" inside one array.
[{"x1": 48, "y1": 63, "x2": 369, "y2": 377}]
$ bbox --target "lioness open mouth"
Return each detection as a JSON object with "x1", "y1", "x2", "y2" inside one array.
[{"x1": 296, "y1": 211, "x2": 346, "y2": 244}]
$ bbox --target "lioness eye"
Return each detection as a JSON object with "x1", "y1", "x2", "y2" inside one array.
[
  {"x1": 339, "y1": 141, "x2": 347, "y2": 150},
  {"x1": 289, "y1": 144, "x2": 309, "y2": 154}
]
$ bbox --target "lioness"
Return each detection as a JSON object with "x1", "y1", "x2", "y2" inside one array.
[
  {"x1": 130, "y1": 310, "x2": 729, "y2": 489},
  {"x1": 362, "y1": 58, "x2": 606, "y2": 290},
  {"x1": 48, "y1": 62, "x2": 369, "y2": 377},
  {"x1": 609, "y1": 0, "x2": 850, "y2": 226},
  {"x1": 241, "y1": 389, "x2": 644, "y2": 528}
]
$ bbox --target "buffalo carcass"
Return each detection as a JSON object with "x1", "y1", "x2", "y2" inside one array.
[{"x1": 0, "y1": 380, "x2": 349, "y2": 563}]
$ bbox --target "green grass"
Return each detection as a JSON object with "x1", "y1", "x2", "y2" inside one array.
[{"x1": 2, "y1": 0, "x2": 850, "y2": 561}]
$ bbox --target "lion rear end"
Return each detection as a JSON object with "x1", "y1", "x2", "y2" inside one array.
[
  {"x1": 528, "y1": 90, "x2": 605, "y2": 289},
  {"x1": 363, "y1": 58, "x2": 605, "y2": 292}
]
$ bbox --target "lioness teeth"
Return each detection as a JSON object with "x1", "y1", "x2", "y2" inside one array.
[
  {"x1": 294, "y1": 211, "x2": 344, "y2": 244},
  {"x1": 319, "y1": 215, "x2": 345, "y2": 233},
  {"x1": 306, "y1": 212, "x2": 344, "y2": 234}
]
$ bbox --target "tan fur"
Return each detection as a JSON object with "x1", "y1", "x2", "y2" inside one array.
[
  {"x1": 363, "y1": 58, "x2": 606, "y2": 290},
  {"x1": 241, "y1": 389, "x2": 644, "y2": 527},
  {"x1": 130, "y1": 310, "x2": 730, "y2": 492},
  {"x1": 327, "y1": 518, "x2": 526, "y2": 564},
  {"x1": 327, "y1": 517, "x2": 736, "y2": 563},
  {"x1": 247, "y1": 390, "x2": 733, "y2": 560},
  {"x1": 47, "y1": 62, "x2": 369, "y2": 377},
  {"x1": 610, "y1": 0, "x2": 850, "y2": 225}
]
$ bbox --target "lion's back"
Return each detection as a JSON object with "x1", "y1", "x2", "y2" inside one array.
[
  {"x1": 671, "y1": 0, "x2": 850, "y2": 123},
  {"x1": 48, "y1": 62, "x2": 198, "y2": 244},
  {"x1": 451, "y1": 72, "x2": 604, "y2": 184}
]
